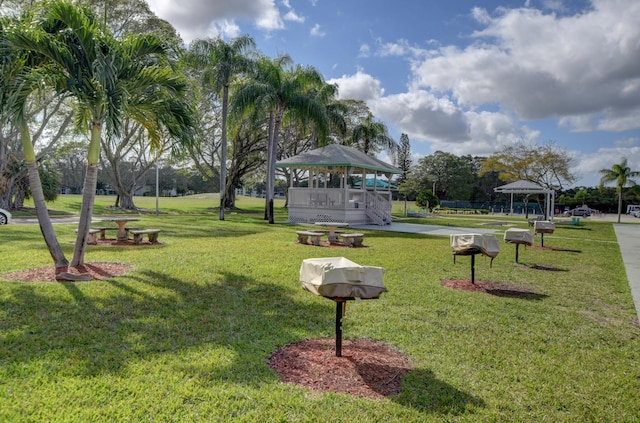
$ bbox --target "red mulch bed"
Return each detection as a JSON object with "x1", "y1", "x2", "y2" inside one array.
[
  {"x1": 441, "y1": 279, "x2": 544, "y2": 299},
  {"x1": 296, "y1": 241, "x2": 367, "y2": 248},
  {"x1": 1, "y1": 262, "x2": 131, "y2": 282},
  {"x1": 269, "y1": 338, "x2": 412, "y2": 399}
]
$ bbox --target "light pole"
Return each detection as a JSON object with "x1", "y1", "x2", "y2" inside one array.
[{"x1": 155, "y1": 160, "x2": 160, "y2": 216}]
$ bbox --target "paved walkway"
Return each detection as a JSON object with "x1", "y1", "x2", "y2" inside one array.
[
  {"x1": 613, "y1": 225, "x2": 640, "y2": 323},
  {"x1": 352, "y1": 222, "x2": 497, "y2": 236}
]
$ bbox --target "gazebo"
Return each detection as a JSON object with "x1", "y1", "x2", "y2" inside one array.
[
  {"x1": 494, "y1": 180, "x2": 555, "y2": 219},
  {"x1": 276, "y1": 144, "x2": 402, "y2": 225}
]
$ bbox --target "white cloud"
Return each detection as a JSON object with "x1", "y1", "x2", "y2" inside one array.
[
  {"x1": 575, "y1": 146, "x2": 640, "y2": 186},
  {"x1": 310, "y1": 23, "x2": 326, "y2": 37},
  {"x1": 284, "y1": 10, "x2": 305, "y2": 23},
  {"x1": 328, "y1": 70, "x2": 384, "y2": 101},
  {"x1": 410, "y1": 0, "x2": 640, "y2": 132},
  {"x1": 328, "y1": 70, "x2": 537, "y2": 157},
  {"x1": 146, "y1": 0, "x2": 284, "y2": 42}
]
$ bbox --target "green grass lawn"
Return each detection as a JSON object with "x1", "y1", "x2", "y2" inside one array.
[{"x1": 1, "y1": 195, "x2": 639, "y2": 422}]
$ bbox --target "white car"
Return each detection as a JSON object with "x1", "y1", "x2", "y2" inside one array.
[{"x1": 0, "y1": 208, "x2": 12, "y2": 225}]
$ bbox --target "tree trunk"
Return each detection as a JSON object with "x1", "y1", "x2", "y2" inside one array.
[
  {"x1": 26, "y1": 161, "x2": 69, "y2": 269},
  {"x1": 617, "y1": 187, "x2": 622, "y2": 223},
  {"x1": 219, "y1": 85, "x2": 229, "y2": 221},
  {"x1": 71, "y1": 121, "x2": 102, "y2": 267},
  {"x1": 268, "y1": 110, "x2": 282, "y2": 225},
  {"x1": 71, "y1": 163, "x2": 98, "y2": 267},
  {"x1": 119, "y1": 191, "x2": 136, "y2": 209},
  {"x1": 19, "y1": 121, "x2": 68, "y2": 269}
]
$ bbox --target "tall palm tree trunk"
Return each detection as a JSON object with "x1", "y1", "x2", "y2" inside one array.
[
  {"x1": 26, "y1": 161, "x2": 69, "y2": 269},
  {"x1": 219, "y1": 85, "x2": 229, "y2": 220},
  {"x1": 617, "y1": 186, "x2": 622, "y2": 223},
  {"x1": 71, "y1": 123, "x2": 101, "y2": 267},
  {"x1": 20, "y1": 122, "x2": 68, "y2": 269},
  {"x1": 71, "y1": 163, "x2": 98, "y2": 266}
]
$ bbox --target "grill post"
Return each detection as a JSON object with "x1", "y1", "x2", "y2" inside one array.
[
  {"x1": 335, "y1": 299, "x2": 344, "y2": 357},
  {"x1": 471, "y1": 254, "x2": 475, "y2": 285}
]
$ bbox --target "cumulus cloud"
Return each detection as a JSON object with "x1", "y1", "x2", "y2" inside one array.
[
  {"x1": 328, "y1": 70, "x2": 537, "y2": 157},
  {"x1": 410, "y1": 0, "x2": 640, "y2": 132},
  {"x1": 146, "y1": 0, "x2": 283, "y2": 42}
]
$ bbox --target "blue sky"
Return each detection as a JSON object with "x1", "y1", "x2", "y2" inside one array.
[{"x1": 146, "y1": 0, "x2": 640, "y2": 188}]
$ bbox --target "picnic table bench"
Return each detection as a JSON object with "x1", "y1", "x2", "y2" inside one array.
[
  {"x1": 130, "y1": 229, "x2": 161, "y2": 244},
  {"x1": 76, "y1": 228, "x2": 100, "y2": 245},
  {"x1": 296, "y1": 231, "x2": 324, "y2": 246},
  {"x1": 92, "y1": 226, "x2": 139, "y2": 240},
  {"x1": 340, "y1": 233, "x2": 365, "y2": 247}
]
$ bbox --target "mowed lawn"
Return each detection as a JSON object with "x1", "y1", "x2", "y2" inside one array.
[{"x1": 1, "y1": 195, "x2": 639, "y2": 422}]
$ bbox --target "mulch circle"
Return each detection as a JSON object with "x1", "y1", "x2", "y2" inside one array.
[
  {"x1": 296, "y1": 241, "x2": 367, "y2": 248},
  {"x1": 441, "y1": 279, "x2": 543, "y2": 298},
  {"x1": 269, "y1": 338, "x2": 412, "y2": 399},
  {"x1": 1, "y1": 262, "x2": 131, "y2": 282},
  {"x1": 91, "y1": 238, "x2": 164, "y2": 247}
]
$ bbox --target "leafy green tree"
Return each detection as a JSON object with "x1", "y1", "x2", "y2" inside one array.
[
  {"x1": 1, "y1": 8, "x2": 70, "y2": 270},
  {"x1": 394, "y1": 133, "x2": 412, "y2": 186},
  {"x1": 480, "y1": 140, "x2": 577, "y2": 190},
  {"x1": 9, "y1": 0, "x2": 196, "y2": 266},
  {"x1": 599, "y1": 157, "x2": 640, "y2": 223},
  {"x1": 416, "y1": 189, "x2": 439, "y2": 211},
  {"x1": 233, "y1": 55, "x2": 329, "y2": 223},
  {"x1": 349, "y1": 112, "x2": 397, "y2": 156},
  {"x1": 187, "y1": 35, "x2": 255, "y2": 219}
]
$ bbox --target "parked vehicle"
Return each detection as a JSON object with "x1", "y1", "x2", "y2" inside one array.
[
  {"x1": 568, "y1": 208, "x2": 591, "y2": 217},
  {"x1": 0, "y1": 208, "x2": 11, "y2": 225}
]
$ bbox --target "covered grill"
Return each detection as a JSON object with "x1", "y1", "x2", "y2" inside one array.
[
  {"x1": 504, "y1": 228, "x2": 534, "y2": 262},
  {"x1": 300, "y1": 257, "x2": 387, "y2": 356},
  {"x1": 450, "y1": 234, "x2": 500, "y2": 284},
  {"x1": 534, "y1": 220, "x2": 555, "y2": 247}
]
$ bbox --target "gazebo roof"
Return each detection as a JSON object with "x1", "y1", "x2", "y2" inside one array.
[
  {"x1": 494, "y1": 180, "x2": 552, "y2": 194},
  {"x1": 276, "y1": 144, "x2": 402, "y2": 174}
]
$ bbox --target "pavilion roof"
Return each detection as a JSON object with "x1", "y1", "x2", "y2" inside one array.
[
  {"x1": 275, "y1": 144, "x2": 402, "y2": 174},
  {"x1": 494, "y1": 180, "x2": 552, "y2": 194}
]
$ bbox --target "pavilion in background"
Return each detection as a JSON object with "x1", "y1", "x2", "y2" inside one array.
[{"x1": 275, "y1": 144, "x2": 402, "y2": 225}]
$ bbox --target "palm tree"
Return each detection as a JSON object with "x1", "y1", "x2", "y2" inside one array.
[
  {"x1": 1, "y1": 13, "x2": 70, "y2": 272},
  {"x1": 187, "y1": 35, "x2": 255, "y2": 220},
  {"x1": 349, "y1": 112, "x2": 397, "y2": 156},
  {"x1": 10, "y1": 1, "x2": 195, "y2": 266},
  {"x1": 599, "y1": 157, "x2": 640, "y2": 223},
  {"x1": 233, "y1": 55, "x2": 329, "y2": 223}
]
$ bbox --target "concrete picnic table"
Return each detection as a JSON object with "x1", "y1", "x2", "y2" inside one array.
[
  {"x1": 100, "y1": 217, "x2": 140, "y2": 241},
  {"x1": 315, "y1": 221, "x2": 349, "y2": 243}
]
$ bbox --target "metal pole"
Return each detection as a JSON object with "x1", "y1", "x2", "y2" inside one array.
[
  {"x1": 471, "y1": 254, "x2": 475, "y2": 285},
  {"x1": 335, "y1": 300, "x2": 343, "y2": 357},
  {"x1": 515, "y1": 243, "x2": 520, "y2": 263}
]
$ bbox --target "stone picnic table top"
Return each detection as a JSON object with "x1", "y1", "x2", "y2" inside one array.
[
  {"x1": 315, "y1": 222, "x2": 349, "y2": 242},
  {"x1": 99, "y1": 217, "x2": 140, "y2": 241}
]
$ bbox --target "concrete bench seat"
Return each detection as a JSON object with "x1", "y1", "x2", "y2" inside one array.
[
  {"x1": 340, "y1": 233, "x2": 365, "y2": 247},
  {"x1": 76, "y1": 228, "x2": 101, "y2": 245},
  {"x1": 296, "y1": 231, "x2": 324, "y2": 246},
  {"x1": 129, "y1": 229, "x2": 161, "y2": 244},
  {"x1": 92, "y1": 226, "x2": 139, "y2": 240}
]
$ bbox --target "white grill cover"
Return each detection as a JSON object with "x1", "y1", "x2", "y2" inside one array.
[
  {"x1": 300, "y1": 257, "x2": 386, "y2": 299},
  {"x1": 450, "y1": 234, "x2": 500, "y2": 258},
  {"x1": 534, "y1": 220, "x2": 555, "y2": 234},
  {"x1": 504, "y1": 228, "x2": 534, "y2": 245}
]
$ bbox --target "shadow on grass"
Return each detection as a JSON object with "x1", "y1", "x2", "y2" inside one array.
[
  {"x1": 394, "y1": 368, "x2": 485, "y2": 415},
  {"x1": 0, "y1": 269, "x2": 329, "y2": 383}
]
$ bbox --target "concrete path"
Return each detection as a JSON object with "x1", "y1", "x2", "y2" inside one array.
[
  {"x1": 613, "y1": 225, "x2": 640, "y2": 323},
  {"x1": 351, "y1": 222, "x2": 497, "y2": 236}
]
